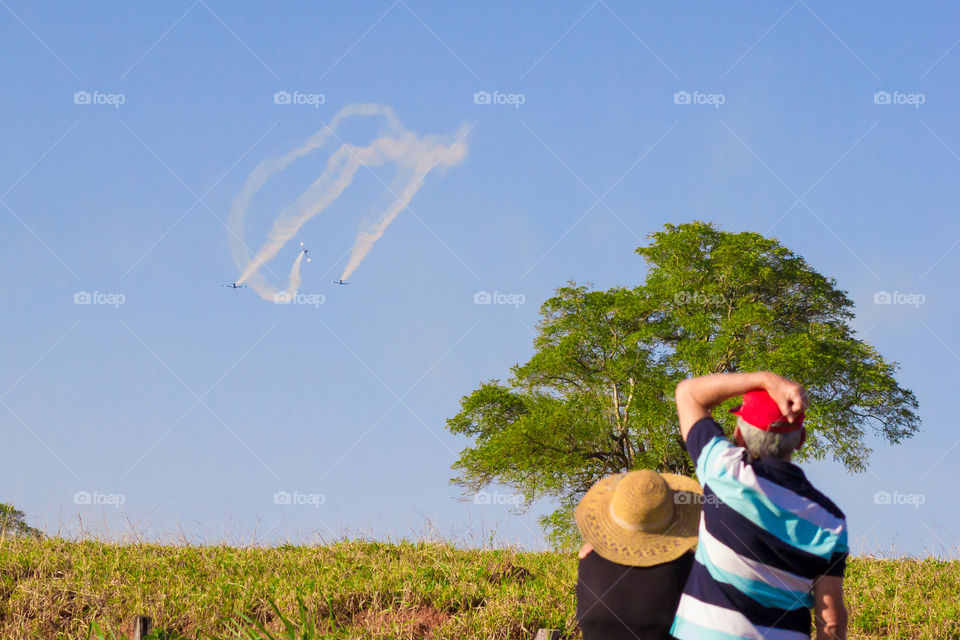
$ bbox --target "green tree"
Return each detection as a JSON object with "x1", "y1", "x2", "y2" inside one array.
[
  {"x1": 447, "y1": 221, "x2": 919, "y2": 547},
  {"x1": 0, "y1": 503, "x2": 43, "y2": 539}
]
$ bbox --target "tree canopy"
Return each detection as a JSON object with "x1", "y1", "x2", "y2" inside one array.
[
  {"x1": 446, "y1": 221, "x2": 919, "y2": 547},
  {"x1": 0, "y1": 503, "x2": 42, "y2": 539}
]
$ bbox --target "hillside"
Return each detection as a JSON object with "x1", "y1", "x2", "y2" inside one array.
[{"x1": 0, "y1": 538, "x2": 957, "y2": 639}]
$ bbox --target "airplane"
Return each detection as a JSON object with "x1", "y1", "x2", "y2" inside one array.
[
  {"x1": 330, "y1": 279, "x2": 351, "y2": 286},
  {"x1": 223, "y1": 282, "x2": 247, "y2": 289},
  {"x1": 300, "y1": 241, "x2": 311, "y2": 263}
]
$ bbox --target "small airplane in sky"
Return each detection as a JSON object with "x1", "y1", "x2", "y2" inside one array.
[
  {"x1": 330, "y1": 279, "x2": 351, "y2": 286},
  {"x1": 223, "y1": 282, "x2": 247, "y2": 289},
  {"x1": 300, "y1": 241, "x2": 311, "y2": 263}
]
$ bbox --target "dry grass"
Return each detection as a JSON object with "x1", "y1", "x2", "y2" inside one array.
[{"x1": 0, "y1": 537, "x2": 957, "y2": 639}]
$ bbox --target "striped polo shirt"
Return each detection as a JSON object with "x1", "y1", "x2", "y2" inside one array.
[{"x1": 671, "y1": 417, "x2": 848, "y2": 640}]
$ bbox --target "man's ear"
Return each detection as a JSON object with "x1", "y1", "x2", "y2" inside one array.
[{"x1": 733, "y1": 424, "x2": 745, "y2": 448}]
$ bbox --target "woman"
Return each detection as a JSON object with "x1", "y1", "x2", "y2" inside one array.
[{"x1": 575, "y1": 469, "x2": 702, "y2": 640}]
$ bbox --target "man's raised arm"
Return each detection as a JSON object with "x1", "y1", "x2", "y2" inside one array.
[{"x1": 675, "y1": 371, "x2": 808, "y2": 442}]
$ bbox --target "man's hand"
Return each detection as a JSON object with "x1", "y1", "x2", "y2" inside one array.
[
  {"x1": 676, "y1": 371, "x2": 808, "y2": 442},
  {"x1": 767, "y1": 375, "x2": 808, "y2": 424}
]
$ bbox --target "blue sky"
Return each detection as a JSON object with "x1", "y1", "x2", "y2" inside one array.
[{"x1": 1, "y1": 1, "x2": 958, "y2": 555}]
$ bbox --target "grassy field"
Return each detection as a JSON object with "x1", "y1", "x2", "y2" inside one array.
[{"x1": 0, "y1": 537, "x2": 958, "y2": 639}]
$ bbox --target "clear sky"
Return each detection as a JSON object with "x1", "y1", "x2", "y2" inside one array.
[{"x1": 1, "y1": 1, "x2": 958, "y2": 556}]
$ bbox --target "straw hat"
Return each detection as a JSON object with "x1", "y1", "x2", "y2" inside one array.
[{"x1": 575, "y1": 469, "x2": 702, "y2": 566}]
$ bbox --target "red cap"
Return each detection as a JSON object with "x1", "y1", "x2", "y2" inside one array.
[{"x1": 729, "y1": 389, "x2": 804, "y2": 432}]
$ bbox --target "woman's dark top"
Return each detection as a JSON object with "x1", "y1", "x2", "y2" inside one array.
[{"x1": 576, "y1": 550, "x2": 694, "y2": 640}]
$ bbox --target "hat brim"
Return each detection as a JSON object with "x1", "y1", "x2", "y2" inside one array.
[{"x1": 574, "y1": 473, "x2": 702, "y2": 567}]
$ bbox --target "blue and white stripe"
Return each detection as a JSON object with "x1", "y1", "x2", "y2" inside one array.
[
  {"x1": 695, "y1": 520, "x2": 814, "y2": 609},
  {"x1": 698, "y1": 435, "x2": 848, "y2": 558},
  {"x1": 673, "y1": 594, "x2": 810, "y2": 640}
]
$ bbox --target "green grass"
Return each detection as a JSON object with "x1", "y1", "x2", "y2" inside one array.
[{"x1": 0, "y1": 537, "x2": 958, "y2": 639}]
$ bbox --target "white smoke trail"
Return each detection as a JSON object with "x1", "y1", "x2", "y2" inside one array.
[
  {"x1": 228, "y1": 104, "x2": 469, "y2": 301},
  {"x1": 279, "y1": 252, "x2": 304, "y2": 302}
]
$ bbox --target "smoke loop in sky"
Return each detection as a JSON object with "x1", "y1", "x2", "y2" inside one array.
[{"x1": 229, "y1": 103, "x2": 469, "y2": 301}]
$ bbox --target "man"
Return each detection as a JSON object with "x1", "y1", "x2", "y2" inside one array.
[{"x1": 670, "y1": 371, "x2": 849, "y2": 640}]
